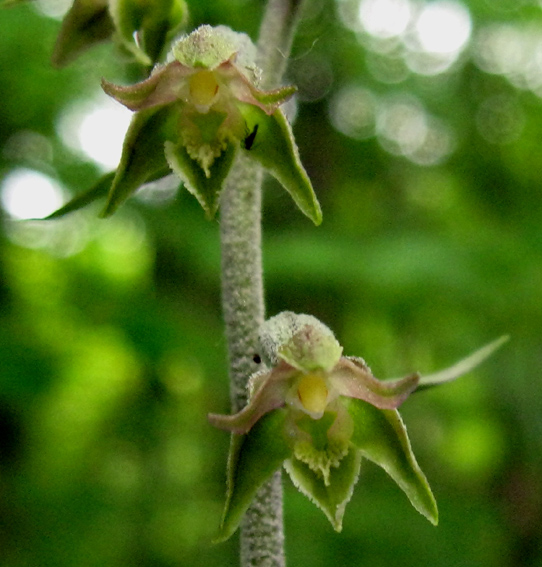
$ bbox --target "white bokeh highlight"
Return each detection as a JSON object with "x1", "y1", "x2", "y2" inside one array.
[
  {"x1": 1, "y1": 169, "x2": 64, "y2": 220},
  {"x1": 58, "y1": 95, "x2": 132, "y2": 170},
  {"x1": 359, "y1": 0, "x2": 412, "y2": 39}
]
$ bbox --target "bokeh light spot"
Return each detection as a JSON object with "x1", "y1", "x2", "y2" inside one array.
[
  {"x1": 1, "y1": 169, "x2": 64, "y2": 220},
  {"x1": 58, "y1": 95, "x2": 132, "y2": 170},
  {"x1": 414, "y1": 1, "x2": 471, "y2": 55},
  {"x1": 359, "y1": 0, "x2": 412, "y2": 39},
  {"x1": 329, "y1": 85, "x2": 377, "y2": 140}
]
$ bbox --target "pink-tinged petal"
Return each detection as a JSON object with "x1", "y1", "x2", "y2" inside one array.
[
  {"x1": 216, "y1": 59, "x2": 296, "y2": 115},
  {"x1": 208, "y1": 362, "x2": 298, "y2": 434},
  {"x1": 330, "y1": 357, "x2": 419, "y2": 409},
  {"x1": 102, "y1": 61, "x2": 192, "y2": 111}
]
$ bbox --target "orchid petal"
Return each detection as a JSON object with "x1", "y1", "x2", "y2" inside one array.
[
  {"x1": 331, "y1": 357, "x2": 419, "y2": 409},
  {"x1": 215, "y1": 409, "x2": 291, "y2": 542},
  {"x1": 247, "y1": 84, "x2": 297, "y2": 110},
  {"x1": 416, "y1": 336, "x2": 509, "y2": 391},
  {"x1": 216, "y1": 60, "x2": 296, "y2": 113},
  {"x1": 102, "y1": 61, "x2": 191, "y2": 111},
  {"x1": 348, "y1": 399, "x2": 438, "y2": 525},
  {"x1": 208, "y1": 362, "x2": 297, "y2": 434}
]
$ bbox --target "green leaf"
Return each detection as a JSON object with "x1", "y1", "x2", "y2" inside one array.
[
  {"x1": 216, "y1": 409, "x2": 292, "y2": 543},
  {"x1": 416, "y1": 335, "x2": 510, "y2": 391},
  {"x1": 284, "y1": 446, "x2": 361, "y2": 531},
  {"x1": 164, "y1": 140, "x2": 236, "y2": 219},
  {"x1": 238, "y1": 104, "x2": 322, "y2": 225},
  {"x1": 45, "y1": 171, "x2": 115, "y2": 219},
  {"x1": 102, "y1": 105, "x2": 176, "y2": 217},
  {"x1": 51, "y1": 0, "x2": 114, "y2": 68},
  {"x1": 348, "y1": 398, "x2": 438, "y2": 525}
]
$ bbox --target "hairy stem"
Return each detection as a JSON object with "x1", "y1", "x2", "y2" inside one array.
[{"x1": 219, "y1": 1, "x2": 306, "y2": 566}]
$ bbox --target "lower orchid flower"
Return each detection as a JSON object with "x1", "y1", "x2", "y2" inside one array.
[{"x1": 209, "y1": 311, "x2": 508, "y2": 541}]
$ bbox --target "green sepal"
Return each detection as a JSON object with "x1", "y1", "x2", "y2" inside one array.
[
  {"x1": 416, "y1": 335, "x2": 509, "y2": 391},
  {"x1": 52, "y1": 0, "x2": 114, "y2": 68},
  {"x1": 164, "y1": 140, "x2": 236, "y2": 219},
  {"x1": 45, "y1": 171, "x2": 115, "y2": 219},
  {"x1": 238, "y1": 104, "x2": 322, "y2": 225},
  {"x1": 102, "y1": 105, "x2": 176, "y2": 217},
  {"x1": 216, "y1": 409, "x2": 292, "y2": 543},
  {"x1": 109, "y1": 0, "x2": 188, "y2": 65},
  {"x1": 284, "y1": 447, "x2": 361, "y2": 531},
  {"x1": 347, "y1": 398, "x2": 438, "y2": 525}
]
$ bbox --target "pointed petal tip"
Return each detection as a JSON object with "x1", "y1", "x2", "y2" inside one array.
[
  {"x1": 424, "y1": 503, "x2": 439, "y2": 526},
  {"x1": 312, "y1": 207, "x2": 323, "y2": 226},
  {"x1": 211, "y1": 526, "x2": 233, "y2": 544},
  {"x1": 417, "y1": 335, "x2": 510, "y2": 391},
  {"x1": 99, "y1": 202, "x2": 116, "y2": 218}
]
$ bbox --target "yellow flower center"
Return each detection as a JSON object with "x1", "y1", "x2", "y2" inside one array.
[
  {"x1": 189, "y1": 70, "x2": 219, "y2": 109},
  {"x1": 297, "y1": 374, "x2": 328, "y2": 415}
]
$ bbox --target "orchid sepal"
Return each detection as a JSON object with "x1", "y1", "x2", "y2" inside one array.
[
  {"x1": 215, "y1": 409, "x2": 292, "y2": 543},
  {"x1": 102, "y1": 104, "x2": 177, "y2": 217},
  {"x1": 238, "y1": 104, "x2": 322, "y2": 226},
  {"x1": 416, "y1": 335, "x2": 509, "y2": 391},
  {"x1": 51, "y1": 0, "x2": 114, "y2": 67},
  {"x1": 347, "y1": 398, "x2": 438, "y2": 525}
]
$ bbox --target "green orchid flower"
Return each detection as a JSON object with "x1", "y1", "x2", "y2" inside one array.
[
  {"x1": 209, "y1": 311, "x2": 508, "y2": 541},
  {"x1": 97, "y1": 24, "x2": 321, "y2": 222},
  {"x1": 51, "y1": 0, "x2": 188, "y2": 67}
]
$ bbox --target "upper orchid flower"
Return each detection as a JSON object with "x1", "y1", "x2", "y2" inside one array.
[
  {"x1": 97, "y1": 25, "x2": 321, "y2": 222},
  {"x1": 51, "y1": 0, "x2": 188, "y2": 67},
  {"x1": 209, "y1": 311, "x2": 508, "y2": 541}
]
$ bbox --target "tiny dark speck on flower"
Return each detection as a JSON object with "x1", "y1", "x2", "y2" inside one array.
[{"x1": 243, "y1": 124, "x2": 259, "y2": 150}]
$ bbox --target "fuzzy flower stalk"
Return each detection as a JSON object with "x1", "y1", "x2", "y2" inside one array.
[{"x1": 209, "y1": 312, "x2": 508, "y2": 541}]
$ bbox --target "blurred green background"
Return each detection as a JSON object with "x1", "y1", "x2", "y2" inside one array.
[{"x1": 1, "y1": 0, "x2": 541, "y2": 565}]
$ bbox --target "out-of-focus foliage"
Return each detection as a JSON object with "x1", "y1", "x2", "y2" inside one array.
[{"x1": 1, "y1": 0, "x2": 541, "y2": 566}]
